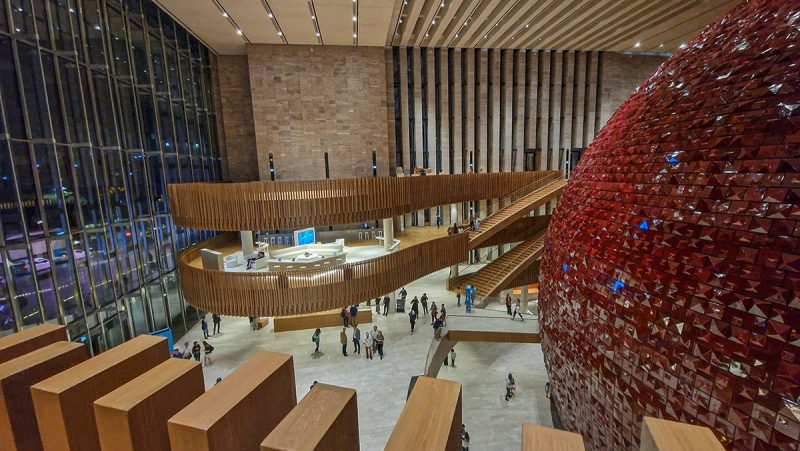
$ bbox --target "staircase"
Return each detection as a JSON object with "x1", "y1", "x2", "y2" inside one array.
[
  {"x1": 467, "y1": 178, "x2": 566, "y2": 250},
  {"x1": 460, "y1": 230, "x2": 548, "y2": 305}
]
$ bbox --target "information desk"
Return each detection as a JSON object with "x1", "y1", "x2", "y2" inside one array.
[{"x1": 273, "y1": 309, "x2": 373, "y2": 332}]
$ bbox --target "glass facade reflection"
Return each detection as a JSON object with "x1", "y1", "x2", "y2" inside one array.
[{"x1": 0, "y1": 0, "x2": 222, "y2": 354}]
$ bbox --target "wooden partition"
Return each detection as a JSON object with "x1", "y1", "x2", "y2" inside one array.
[
  {"x1": 94, "y1": 359, "x2": 204, "y2": 451},
  {"x1": 385, "y1": 376, "x2": 462, "y2": 451},
  {"x1": 168, "y1": 351, "x2": 296, "y2": 451},
  {"x1": 0, "y1": 342, "x2": 86, "y2": 451},
  {"x1": 30, "y1": 335, "x2": 168, "y2": 451},
  {"x1": 522, "y1": 423, "x2": 585, "y2": 450},
  {"x1": 0, "y1": 323, "x2": 66, "y2": 364},
  {"x1": 168, "y1": 171, "x2": 559, "y2": 231},
  {"x1": 639, "y1": 416, "x2": 725, "y2": 451},
  {"x1": 179, "y1": 233, "x2": 469, "y2": 317},
  {"x1": 274, "y1": 309, "x2": 373, "y2": 332},
  {"x1": 261, "y1": 384, "x2": 358, "y2": 451}
]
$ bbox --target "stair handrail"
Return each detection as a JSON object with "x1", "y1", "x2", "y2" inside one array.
[{"x1": 464, "y1": 171, "x2": 563, "y2": 225}]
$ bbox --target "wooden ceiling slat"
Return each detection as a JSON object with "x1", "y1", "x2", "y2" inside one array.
[
  {"x1": 510, "y1": 0, "x2": 599, "y2": 49},
  {"x1": 508, "y1": 0, "x2": 579, "y2": 49},
  {"x1": 483, "y1": 0, "x2": 541, "y2": 48},
  {"x1": 549, "y1": 0, "x2": 651, "y2": 50},
  {"x1": 268, "y1": 0, "x2": 318, "y2": 45},
  {"x1": 413, "y1": 0, "x2": 442, "y2": 46},
  {"x1": 460, "y1": 0, "x2": 516, "y2": 48},
  {"x1": 638, "y1": 1, "x2": 740, "y2": 52},
  {"x1": 427, "y1": 0, "x2": 465, "y2": 46},
  {"x1": 440, "y1": 0, "x2": 484, "y2": 47},
  {"x1": 399, "y1": 0, "x2": 427, "y2": 44},
  {"x1": 595, "y1": 0, "x2": 697, "y2": 51},
  {"x1": 580, "y1": 0, "x2": 686, "y2": 50}
]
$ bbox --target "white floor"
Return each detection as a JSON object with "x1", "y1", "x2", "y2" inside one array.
[{"x1": 182, "y1": 267, "x2": 552, "y2": 450}]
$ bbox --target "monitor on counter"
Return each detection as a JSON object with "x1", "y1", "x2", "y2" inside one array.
[{"x1": 294, "y1": 228, "x2": 315, "y2": 246}]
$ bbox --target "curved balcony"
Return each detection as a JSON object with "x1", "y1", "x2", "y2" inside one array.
[{"x1": 167, "y1": 171, "x2": 560, "y2": 231}]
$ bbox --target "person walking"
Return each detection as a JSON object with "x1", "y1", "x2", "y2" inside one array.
[
  {"x1": 436, "y1": 213, "x2": 442, "y2": 228},
  {"x1": 439, "y1": 307, "x2": 447, "y2": 327},
  {"x1": 212, "y1": 313, "x2": 221, "y2": 334},
  {"x1": 409, "y1": 309, "x2": 417, "y2": 334},
  {"x1": 421, "y1": 293, "x2": 429, "y2": 315},
  {"x1": 374, "y1": 297, "x2": 381, "y2": 313},
  {"x1": 191, "y1": 341, "x2": 201, "y2": 362},
  {"x1": 340, "y1": 328, "x2": 349, "y2": 356},
  {"x1": 312, "y1": 328, "x2": 321, "y2": 355},
  {"x1": 505, "y1": 294, "x2": 512, "y2": 315},
  {"x1": 201, "y1": 316, "x2": 209, "y2": 339},
  {"x1": 430, "y1": 302, "x2": 438, "y2": 325},
  {"x1": 341, "y1": 307, "x2": 349, "y2": 328},
  {"x1": 382, "y1": 295, "x2": 390, "y2": 316},
  {"x1": 349, "y1": 304, "x2": 359, "y2": 327},
  {"x1": 411, "y1": 296, "x2": 420, "y2": 318},
  {"x1": 400, "y1": 287, "x2": 407, "y2": 305},
  {"x1": 474, "y1": 216, "x2": 481, "y2": 231},
  {"x1": 450, "y1": 348, "x2": 456, "y2": 367},
  {"x1": 505, "y1": 373, "x2": 516, "y2": 401},
  {"x1": 364, "y1": 331, "x2": 374, "y2": 360},
  {"x1": 461, "y1": 424, "x2": 470, "y2": 451},
  {"x1": 202, "y1": 340, "x2": 214, "y2": 365},
  {"x1": 375, "y1": 328, "x2": 385, "y2": 360},
  {"x1": 512, "y1": 299, "x2": 524, "y2": 321},
  {"x1": 456, "y1": 290, "x2": 462, "y2": 308},
  {"x1": 352, "y1": 325, "x2": 361, "y2": 355},
  {"x1": 249, "y1": 316, "x2": 257, "y2": 331}
]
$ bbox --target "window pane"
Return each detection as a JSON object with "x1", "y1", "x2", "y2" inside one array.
[
  {"x1": 127, "y1": 151, "x2": 150, "y2": 217},
  {"x1": 34, "y1": 144, "x2": 68, "y2": 235},
  {"x1": 128, "y1": 19, "x2": 149, "y2": 85},
  {"x1": 11, "y1": 142, "x2": 44, "y2": 238},
  {"x1": 91, "y1": 71, "x2": 118, "y2": 146},
  {"x1": 0, "y1": 261, "x2": 16, "y2": 334},
  {"x1": 41, "y1": 53, "x2": 66, "y2": 143},
  {"x1": 32, "y1": 0, "x2": 49, "y2": 48},
  {"x1": 82, "y1": 0, "x2": 107, "y2": 66},
  {"x1": 106, "y1": 5, "x2": 130, "y2": 77},
  {"x1": 17, "y1": 42, "x2": 51, "y2": 139},
  {"x1": 9, "y1": 0, "x2": 35, "y2": 41},
  {"x1": 48, "y1": 0, "x2": 77, "y2": 52},
  {"x1": 147, "y1": 155, "x2": 167, "y2": 213},
  {"x1": 59, "y1": 58, "x2": 89, "y2": 143},
  {"x1": 158, "y1": 97, "x2": 174, "y2": 151},
  {"x1": 86, "y1": 231, "x2": 116, "y2": 306},
  {"x1": 136, "y1": 219, "x2": 157, "y2": 281},
  {"x1": 147, "y1": 281, "x2": 166, "y2": 330},
  {"x1": 139, "y1": 92, "x2": 158, "y2": 152},
  {"x1": 73, "y1": 148, "x2": 103, "y2": 228},
  {"x1": 0, "y1": 144, "x2": 25, "y2": 244},
  {"x1": 7, "y1": 246, "x2": 42, "y2": 326},
  {"x1": 150, "y1": 33, "x2": 167, "y2": 93},
  {"x1": 103, "y1": 150, "x2": 129, "y2": 222},
  {"x1": 112, "y1": 224, "x2": 138, "y2": 293},
  {"x1": 0, "y1": 37, "x2": 25, "y2": 138},
  {"x1": 56, "y1": 146, "x2": 80, "y2": 230},
  {"x1": 117, "y1": 83, "x2": 141, "y2": 148}
]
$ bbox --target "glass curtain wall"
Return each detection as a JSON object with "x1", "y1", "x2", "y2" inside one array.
[{"x1": 0, "y1": 0, "x2": 221, "y2": 354}]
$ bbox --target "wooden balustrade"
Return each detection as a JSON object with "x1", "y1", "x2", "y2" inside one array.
[
  {"x1": 168, "y1": 171, "x2": 560, "y2": 231},
  {"x1": 178, "y1": 233, "x2": 469, "y2": 317}
]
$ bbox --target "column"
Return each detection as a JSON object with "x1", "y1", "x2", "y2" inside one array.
[
  {"x1": 241, "y1": 231, "x2": 254, "y2": 256},
  {"x1": 450, "y1": 204, "x2": 458, "y2": 226},
  {"x1": 383, "y1": 218, "x2": 394, "y2": 251},
  {"x1": 520, "y1": 286, "x2": 529, "y2": 314}
]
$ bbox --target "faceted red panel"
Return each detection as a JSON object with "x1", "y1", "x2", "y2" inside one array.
[{"x1": 539, "y1": 1, "x2": 800, "y2": 449}]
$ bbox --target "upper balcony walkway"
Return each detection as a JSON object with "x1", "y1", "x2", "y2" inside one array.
[{"x1": 172, "y1": 171, "x2": 564, "y2": 316}]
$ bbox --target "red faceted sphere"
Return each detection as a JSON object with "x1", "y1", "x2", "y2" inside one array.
[{"x1": 539, "y1": 1, "x2": 800, "y2": 450}]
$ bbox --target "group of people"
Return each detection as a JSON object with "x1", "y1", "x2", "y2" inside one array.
[
  {"x1": 504, "y1": 293, "x2": 525, "y2": 321},
  {"x1": 340, "y1": 304, "x2": 361, "y2": 327},
  {"x1": 171, "y1": 339, "x2": 214, "y2": 365},
  {"x1": 368, "y1": 295, "x2": 393, "y2": 316},
  {"x1": 314, "y1": 324, "x2": 387, "y2": 360},
  {"x1": 200, "y1": 313, "x2": 222, "y2": 339}
]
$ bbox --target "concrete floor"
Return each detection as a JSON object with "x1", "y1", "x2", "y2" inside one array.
[{"x1": 183, "y1": 267, "x2": 552, "y2": 450}]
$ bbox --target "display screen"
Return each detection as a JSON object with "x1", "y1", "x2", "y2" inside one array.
[{"x1": 295, "y1": 228, "x2": 315, "y2": 246}]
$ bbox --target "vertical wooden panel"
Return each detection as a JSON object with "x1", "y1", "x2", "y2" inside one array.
[
  {"x1": 385, "y1": 377, "x2": 462, "y2": 451},
  {"x1": 413, "y1": 47, "x2": 425, "y2": 224},
  {"x1": 30, "y1": 335, "x2": 169, "y2": 451},
  {"x1": 0, "y1": 324, "x2": 66, "y2": 365},
  {"x1": 260, "y1": 384, "x2": 358, "y2": 451},
  {"x1": 0, "y1": 342, "x2": 86, "y2": 451},
  {"x1": 514, "y1": 50, "x2": 526, "y2": 171},
  {"x1": 561, "y1": 51, "x2": 575, "y2": 168},
  {"x1": 478, "y1": 49, "x2": 489, "y2": 174},
  {"x1": 399, "y1": 47, "x2": 411, "y2": 176},
  {"x1": 168, "y1": 351, "x2": 297, "y2": 451},
  {"x1": 426, "y1": 47, "x2": 437, "y2": 222},
  {"x1": 549, "y1": 51, "x2": 563, "y2": 171},
  {"x1": 490, "y1": 48, "x2": 501, "y2": 174},
  {"x1": 465, "y1": 49, "x2": 475, "y2": 172},
  {"x1": 452, "y1": 49, "x2": 463, "y2": 174},
  {"x1": 502, "y1": 49, "x2": 513, "y2": 173},
  {"x1": 585, "y1": 51, "x2": 600, "y2": 143},
  {"x1": 538, "y1": 51, "x2": 551, "y2": 171},
  {"x1": 526, "y1": 50, "x2": 539, "y2": 157},
  {"x1": 94, "y1": 359, "x2": 204, "y2": 451},
  {"x1": 439, "y1": 48, "x2": 450, "y2": 174},
  {"x1": 572, "y1": 51, "x2": 588, "y2": 150},
  {"x1": 384, "y1": 48, "x2": 397, "y2": 177}
]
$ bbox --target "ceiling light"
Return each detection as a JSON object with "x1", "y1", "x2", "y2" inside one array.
[
  {"x1": 222, "y1": 12, "x2": 228, "y2": 17},
  {"x1": 316, "y1": 32, "x2": 320, "y2": 37},
  {"x1": 634, "y1": 42, "x2": 641, "y2": 48},
  {"x1": 311, "y1": 15, "x2": 315, "y2": 19},
  {"x1": 353, "y1": 33, "x2": 357, "y2": 38},
  {"x1": 236, "y1": 29, "x2": 242, "y2": 35},
  {"x1": 679, "y1": 42, "x2": 686, "y2": 48},
  {"x1": 432, "y1": 19, "x2": 436, "y2": 24},
  {"x1": 441, "y1": 1, "x2": 445, "y2": 6},
  {"x1": 464, "y1": 21, "x2": 468, "y2": 26},
  {"x1": 484, "y1": 34, "x2": 487, "y2": 39},
  {"x1": 659, "y1": 44, "x2": 664, "y2": 47},
  {"x1": 268, "y1": 13, "x2": 272, "y2": 18},
  {"x1": 525, "y1": 23, "x2": 529, "y2": 28},
  {"x1": 353, "y1": 16, "x2": 357, "y2": 21},
  {"x1": 278, "y1": 31, "x2": 283, "y2": 36},
  {"x1": 455, "y1": 34, "x2": 459, "y2": 38}
]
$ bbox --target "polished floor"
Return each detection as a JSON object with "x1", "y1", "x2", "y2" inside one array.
[{"x1": 181, "y1": 253, "x2": 551, "y2": 450}]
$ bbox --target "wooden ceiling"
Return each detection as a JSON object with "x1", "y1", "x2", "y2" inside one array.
[{"x1": 155, "y1": 0, "x2": 742, "y2": 55}]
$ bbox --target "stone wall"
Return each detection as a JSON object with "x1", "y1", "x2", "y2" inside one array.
[
  {"x1": 216, "y1": 55, "x2": 259, "y2": 182},
  {"x1": 247, "y1": 44, "x2": 392, "y2": 181},
  {"x1": 598, "y1": 52, "x2": 666, "y2": 128}
]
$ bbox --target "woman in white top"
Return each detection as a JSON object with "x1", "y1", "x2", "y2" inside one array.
[{"x1": 363, "y1": 331, "x2": 374, "y2": 360}]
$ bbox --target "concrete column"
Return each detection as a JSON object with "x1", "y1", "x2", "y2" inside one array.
[
  {"x1": 383, "y1": 218, "x2": 394, "y2": 251},
  {"x1": 450, "y1": 264, "x2": 459, "y2": 278},
  {"x1": 450, "y1": 204, "x2": 458, "y2": 226},
  {"x1": 240, "y1": 231, "x2": 254, "y2": 256},
  {"x1": 520, "y1": 286, "x2": 529, "y2": 314}
]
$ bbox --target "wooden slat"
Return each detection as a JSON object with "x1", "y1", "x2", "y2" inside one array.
[
  {"x1": 168, "y1": 351, "x2": 296, "y2": 451},
  {"x1": 260, "y1": 384, "x2": 358, "y2": 451},
  {"x1": 639, "y1": 417, "x2": 725, "y2": 451},
  {"x1": 273, "y1": 309, "x2": 372, "y2": 333},
  {"x1": 522, "y1": 423, "x2": 586, "y2": 451},
  {"x1": 385, "y1": 377, "x2": 462, "y2": 451},
  {"x1": 0, "y1": 342, "x2": 86, "y2": 451},
  {"x1": 94, "y1": 359, "x2": 204, "y2": 451},
  {"x1": 30, "y1": 335, "x2": 169, "y2": 451},
  {"x1": 0, "y1": 323, "x2": 66, "y2": 365}
]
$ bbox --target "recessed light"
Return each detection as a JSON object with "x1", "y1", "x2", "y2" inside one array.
[
  {"x1": 311, "y1": 15, "x2": 315, "y2": 19},
  {"x1": 464, "y1": 21, "x2": 468, "y2": 26},
  {"x1": 353, "y1": 33, "x2": 357, "y2": 38},
  {"x1": 634, "y1": 42, "x2": 641, "y2": 48},
  {"x1": 222, "y1": 12, "x2": 228, "y2": 17},
  {"x1": 455, "y1": 34, "x2": 459, "y2": 38},
  {"x1": 268, "y1": 13, "x2": 272, "y2": 18},
  {"x1": 316, "y1": 32, "x2": 320, "y2": 37},
  {"x1": 525, "y1": 23, "x2": 529, "y2": 28},
  {"x1": 236, "y1": 29, "x2": 242, "y2": 35},
  {"x1": 353, "y1": 16, "x2": 357, "y2": 21},
  {"x1": 278, "y1": 31, "x2": 283, "y2": 36},
  {"x1": 659, "y1": 44, "x2": 664, "y2": 47},
  {"x1": 484, "y1": 34, "x2": 487, "y2": 39},
  {"x1": 432, "y1": 19, "x2": 436, "y2": 24}
]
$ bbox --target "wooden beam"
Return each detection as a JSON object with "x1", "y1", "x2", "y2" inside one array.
[
  {"x1": 522, "y1": 423, "x2": 585, "y2": 450},
  {"x1": 168, "y1": 351, "x2": 296, "y2": 451},
  {"x1": 261, "y1": 384, "x2": 358, "y2": 451},
  {"x1": 385, "y1": 376, "x2": 461, "y2": 451},
  {"x1": 446, "y1": 329, "x2": 540, "y2": 343},
  {"x1": 93, "y1": 359, "x2": 204, "y2": 451},
  {"x1": 273, "y1": 309, "x2": 372, "y2": 333},
  {"x1": 0, "y1": 342, "x2": 86, "y2": 451},
  {"x1": 639, "y1": 417, "x2": 725, "y2": 451},
  {"x1": 30, "y1": 335, "x2": 169, "y2": 451},
  {"x1": 0, "y1": 323, "x2": 66, "y2": 364}
]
